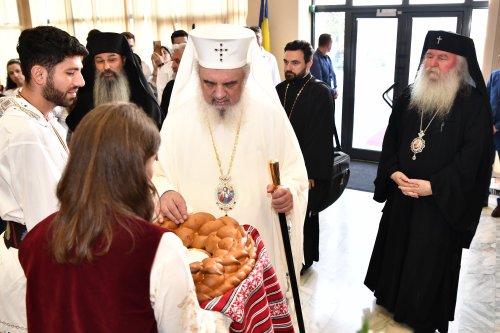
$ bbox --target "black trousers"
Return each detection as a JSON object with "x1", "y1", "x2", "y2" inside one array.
[
  {"x1": 0, "y1": 217, "x2": 6, "y2": 235},
  {"x1": 303, "y1": 211, "x2": 319, "y2": 267},
  {"x1": 302, "y1": 180, "x2": 329, "y2": 267}
]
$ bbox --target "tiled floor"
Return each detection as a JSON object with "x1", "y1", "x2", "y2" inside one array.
[{"x1": 298, "y1": 189, "x2": 498, "y2": 333}]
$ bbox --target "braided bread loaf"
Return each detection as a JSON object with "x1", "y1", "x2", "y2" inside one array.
[{"x1": 157, "y1": 212, "x2": 257, "y2": 301}]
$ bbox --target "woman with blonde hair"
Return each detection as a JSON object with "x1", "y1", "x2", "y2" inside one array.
[{"x1": 19, "y1": 102, "x2": 225, "y2": 332}]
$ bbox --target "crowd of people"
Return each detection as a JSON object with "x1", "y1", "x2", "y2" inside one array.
[{"x1": 0, "y1": 20, "x2": 496, "y2": 333}]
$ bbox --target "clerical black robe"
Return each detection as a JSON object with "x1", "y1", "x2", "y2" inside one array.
[
  {"x1": 276, "y1": 73, "x2": 334, "y2": 267},
  {"x1": 160, "y1": 79, "x2": 175, "y2": 124},
  {"x1": 365, "y1": 85, "x2": 493, "y2": 333}
]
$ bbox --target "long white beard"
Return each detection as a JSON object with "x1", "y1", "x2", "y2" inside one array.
[
  {"x1": 409, "y1": 58, "x2": 467, "y2": 120},
  {"x1": 93, "y1": 69, "x2": 131, "y2": 107},
  {"x1": 203, "y1": 95, "x2": 245, "y2": 129},
  {"x1": 201, "y1": 95, "x2": 246, "y2": 169}
]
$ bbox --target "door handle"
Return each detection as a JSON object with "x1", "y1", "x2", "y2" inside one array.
[{"x1": 382, "y1": 83, "x2": 396, "y2": 108}]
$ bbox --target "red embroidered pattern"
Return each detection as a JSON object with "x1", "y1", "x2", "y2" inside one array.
[{"x1": 200, "y1": 225, "x2": 294, "y2": 332}]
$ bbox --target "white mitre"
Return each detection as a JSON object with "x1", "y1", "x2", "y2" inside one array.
[
  {"x1": 190, "y1": 25, "x2": 254, "y2": 69},
  {"x1": 167, "y1": 24, "x2": 282, "y2": 115}
]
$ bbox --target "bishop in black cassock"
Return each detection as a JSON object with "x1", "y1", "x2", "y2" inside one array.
[{"x1": 364, "y1": 31, "x2": 493, "y2": 333}]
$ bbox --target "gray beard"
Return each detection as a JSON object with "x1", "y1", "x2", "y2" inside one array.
[
  {"x1": 203, "y1": 97, "x2": 244, "y2": 129},
  {"x1": 200, "y1": 93, "x2": 245, "y2": 127},
  {"x1": 202, "y1": 97, "x2": 245, "y2": 166},
  {"x1": 409, "y1": 61, "x2": 466, "y2": 120},
  {"x1": 93, "y1": 69, "x2": 131, "y2": 107}
]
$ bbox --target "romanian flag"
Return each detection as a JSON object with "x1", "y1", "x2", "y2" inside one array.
[{"x1": 259, "y1": 0, "x2": 271, "y2": 51}]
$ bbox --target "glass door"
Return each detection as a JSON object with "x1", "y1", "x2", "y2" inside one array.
[
  {"x1": 344, "y1": 10, "x2": 462, "y2": 161},
  {"x1": 351, "y1": 16, "x2": 398, "y2": 154}
]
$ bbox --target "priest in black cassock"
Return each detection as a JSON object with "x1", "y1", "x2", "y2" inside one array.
[
  {"x1": 66, "y1": 32, "x2": 161, "y2": 132},
  {"x1": 276, "y1": 40, "x2": 334, "y2": 273},
  {"x1": 364, "y1": 31, "x2": 493, "y2": 333}
]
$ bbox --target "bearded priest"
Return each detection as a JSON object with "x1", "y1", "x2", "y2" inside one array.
[
  {"x1": 153, "y1": 24, "x2": 309, "y2": 329},
  {"x1": 66, "y1": 32, "x2": 161, "y2": 132},
  {"x1": 364, "y1": 30, "x2": 494, "y2": 333}
]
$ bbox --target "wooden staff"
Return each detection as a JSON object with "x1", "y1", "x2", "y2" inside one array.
[{"x1": 269, "y1": 160, "x2": 305, "y2": 333}]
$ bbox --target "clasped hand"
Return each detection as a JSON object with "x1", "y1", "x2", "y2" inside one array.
[{"x1": 391, "y1": 171, "x2": 432, "y2": 198}]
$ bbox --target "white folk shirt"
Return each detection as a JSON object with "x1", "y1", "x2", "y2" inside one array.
[
  {"x1": 0, "y1": 96, "x2": 68, "y2": 229},
  {"x1": 151, "y1": 233, "x2": 230, "y2": 332},
  {"x1": 154, "y1": 86, "x2": 309, "y2": 297},
  {"x1": 0, "y1": 95, "x2": 69, "y2": 333}
]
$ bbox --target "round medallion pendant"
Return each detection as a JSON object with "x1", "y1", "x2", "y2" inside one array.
[
  {"x1": 215, "y1": 176, "x2": 237, "y2": 213},
  {"x1": 410, "y1": 136, "x2": 426, "y2": 160}
]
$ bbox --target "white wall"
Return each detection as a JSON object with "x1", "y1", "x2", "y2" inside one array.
[
  {"x1": 247, "y1": 0, "x2": 311, "y2": 83},
  {"x1": 483, "y1": 0, "x2": 500, "y2": 75}
]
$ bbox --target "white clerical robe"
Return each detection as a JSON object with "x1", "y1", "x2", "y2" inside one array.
[
  {"x1": 0, "y1": 96, "x2": 68, "y2": 333},
  {"x1": 155, "y1": 86, "x2": 309, "y2": 298}
]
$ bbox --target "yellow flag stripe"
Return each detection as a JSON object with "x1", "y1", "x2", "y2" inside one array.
[{"x1": 261, "y1": 18, "x2": 270, "y2": 51}]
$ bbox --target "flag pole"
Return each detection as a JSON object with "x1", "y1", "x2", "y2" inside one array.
[{"x1": 269, "y1": 160, "x2": 306, "y2": 333}]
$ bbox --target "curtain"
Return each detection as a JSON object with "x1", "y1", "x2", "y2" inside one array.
[
  {"x1": 36, "y1": 0, "x2": 248, "y2": 65},
  {"x1": 70, "y1": 0, "x2": 127, "y2": 45},
  {"x1": 133, "y1": 0, "x2": 248, "y2": 65},
  {"x1": 0, "y1": 0, "x2": 247, "y2": 85}
]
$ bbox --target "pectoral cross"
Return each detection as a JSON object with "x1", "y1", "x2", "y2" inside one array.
[
  {"x1": 214, "y1": 43, "x2": 228, "y2": 62},
  {"x1": 436, "y1": 36, "x2": 442, "y2": 44}
]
